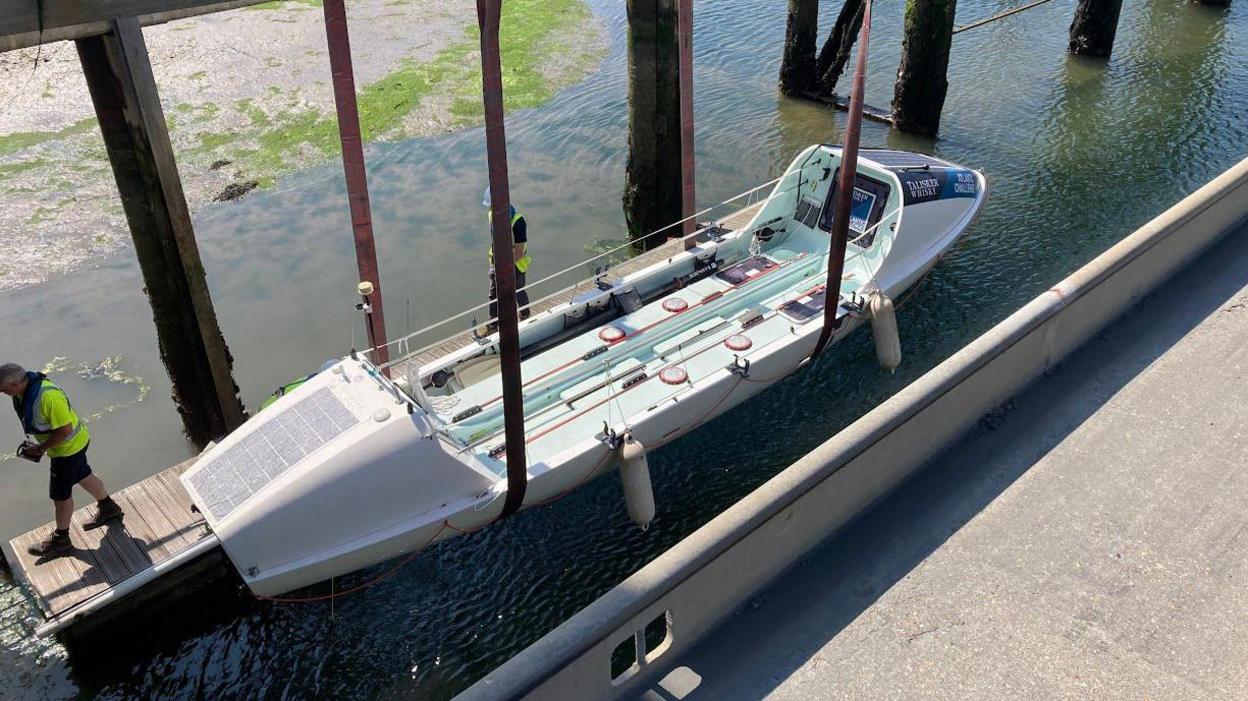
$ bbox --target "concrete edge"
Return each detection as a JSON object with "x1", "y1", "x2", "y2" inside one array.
[{"x1": 456, "y1": 156, "x2": 1248, "y2": 701}]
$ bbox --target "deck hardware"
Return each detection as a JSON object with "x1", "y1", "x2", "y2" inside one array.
[
  {"x1": 729, "y1": 355, "x2": 751, "y2": 378},
  {"x1": 488, "y1": 445, "x2": 507, "y2": 459},
  {"x1": 622, "y1": 372, "x2": 649, "y2": 390},
  {"x1": 599, "y1": 326, "x2": 627, "y2": 343},
  {"x1": 601, "y1": 423, "x2": 623, "y2": 450},
  {"x1": 662, "y1": 298, "x2": 689, "y2": 313},
  {"x1": 659, "y1": 366, "x2": 688, "y2": 385},
  {"x1": 452, "y1": 405, "x2": 483, "y2": 423},
  {"x1": 739, "y1": 310, "x2": 764, "y2": 328},
  {"x1": 582, "y1": 345, "x2": 609, "y2": 361},
  {"x1": 842, "y1": 294, "x2": 865, "y2": 315}
]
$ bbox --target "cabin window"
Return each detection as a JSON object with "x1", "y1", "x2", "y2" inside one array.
[{"x1": 819, "y1": 169, "x2": 890, "y2": 248}]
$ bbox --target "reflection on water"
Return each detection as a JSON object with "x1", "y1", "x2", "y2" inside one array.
[{"x1": 2, "y1": 0, "x2": 1246, "y2": 698}]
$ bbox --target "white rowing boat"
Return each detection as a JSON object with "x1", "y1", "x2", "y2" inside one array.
[{"x1": 181, "y1": 145, "x2": 988, "y2": 596}]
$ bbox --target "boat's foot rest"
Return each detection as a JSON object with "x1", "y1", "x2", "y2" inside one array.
[
  {"x1": 614, "y1": 287, "x2": 643, "y2": 313},
  {"x1": 695, "y1": 224, "x2": 730, "y2": 243},
  {"x1": 779, "y1": 288, "x2": 828, "y2": 323},
  {"x1": 715, "y1": 255, "x2": 775, "y2": 285}
]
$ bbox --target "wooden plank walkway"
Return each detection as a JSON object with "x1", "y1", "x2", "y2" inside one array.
[
  {"x1": 393, "y1": 203, "x2": 764, "y2": 377},
  {"x1": 6, "y1": 456, "x2": 210, "y2": 620}
]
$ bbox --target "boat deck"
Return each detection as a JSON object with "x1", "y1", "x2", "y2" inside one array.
[
  {"x1": 448, "y1": 247, "x2": 835, "y2": 464},
  {"x1": 5, "y1": 456, "x2": 212, "y2": 624},
  {"x1": 392, "y1": 204, "x2": 763, "y2": 376}
]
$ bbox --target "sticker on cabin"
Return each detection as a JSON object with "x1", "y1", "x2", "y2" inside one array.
[{"x1": 849, "y1": 189, "x2": 876, "y2": 233}]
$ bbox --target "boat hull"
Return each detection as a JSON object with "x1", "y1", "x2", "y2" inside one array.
[{"x1": 183, "y1": 149, "x2": 989, "y2": 597}]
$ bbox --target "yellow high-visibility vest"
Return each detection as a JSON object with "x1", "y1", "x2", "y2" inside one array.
[{"x1": 488, "y1": 209, "x2": 532, "y2": 273}]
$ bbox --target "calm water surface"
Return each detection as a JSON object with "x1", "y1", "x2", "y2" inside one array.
[{"x1": 3, "y1": 0, "x2": 1247, "y2": 697}]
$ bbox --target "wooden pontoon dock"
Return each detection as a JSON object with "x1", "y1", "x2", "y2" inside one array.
[{"x1": 3, "y1": 456, "x2": 223, "y2": 638}]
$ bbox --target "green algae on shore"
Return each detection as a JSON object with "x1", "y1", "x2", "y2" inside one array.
[
  {"x1": 0, "y1": 118, "x2": 95, "y2": 157},
  {"x1": 189, "y1": 0, "x2": 598, "y2": 188}
]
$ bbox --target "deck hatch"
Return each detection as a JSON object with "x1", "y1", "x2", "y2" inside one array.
[{"x1": 189, "y1": 387, "x2": 360, "y2": 522}]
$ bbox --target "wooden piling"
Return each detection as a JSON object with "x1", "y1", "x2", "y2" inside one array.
[
  {"x1": 779, "y1": 0, "x2": 819, "y2": 96},
  {"x1": 76, "y1": 18, "x2": 245, "y2": 446},
  {"x1": 677, "y1": 0, "x2": 696, "y2": 249},
  {"x1": 815, "y1": 0, "x2": 865, "y2": 96},
  {"x1": 624, "y1": 0, "x2": 684, "y2": 250},
  {"x1": 1069, "y1": 0, "x2": 1124, "y2": 57},
  {"x1": 892, "y1": 0, "x2": 958, "y2": 137}
]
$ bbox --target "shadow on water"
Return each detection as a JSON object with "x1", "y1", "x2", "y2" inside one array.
[{"x1": 1, "y1": 0, "x2": 1247, "y2": 698}]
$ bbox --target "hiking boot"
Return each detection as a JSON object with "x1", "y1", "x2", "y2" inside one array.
[
  {"x1": 28, "y1": 530, "x2": 71, "y2": 557},
  {"x1": 87, "y1": 498, "x2": 124, "y2": 527}
]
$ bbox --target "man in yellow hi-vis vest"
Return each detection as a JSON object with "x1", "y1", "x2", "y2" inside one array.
[
  {"x1": 483, "y1": 187, "x2": 531, "y2": 333},
  {"x1": 2, "y1": 363, "x2": 123, "y2": 556}
]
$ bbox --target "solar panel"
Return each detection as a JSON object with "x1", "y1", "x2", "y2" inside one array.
[{"x1": 190, "y1": 386, "x2": 361, "y2": 522}]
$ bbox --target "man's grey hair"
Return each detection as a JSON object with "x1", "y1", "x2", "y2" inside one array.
[{"x1": 0, "y1": 363, "x2": 26, "y2": 384}]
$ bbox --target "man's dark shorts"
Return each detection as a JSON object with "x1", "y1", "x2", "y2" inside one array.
[{"x1": 49, "y1": 445, "x2": 92, "y2": 501}]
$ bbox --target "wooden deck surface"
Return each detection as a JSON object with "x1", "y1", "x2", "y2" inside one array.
[
  {"x1": 393, "y1": 203, "x2": 764, "y2": 377},
  {"x1": 6, "y1": 456, "x2": 210, "y2": 620}
]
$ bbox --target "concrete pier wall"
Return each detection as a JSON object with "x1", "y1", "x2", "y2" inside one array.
[{"x1": 456, "y1": 156, "x2": 1248, "y2": 700}]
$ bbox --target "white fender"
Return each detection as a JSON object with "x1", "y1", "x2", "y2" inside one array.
[
  {"x1": 869, "y1": 291, "x2": 901, "y2": 373},
  {"x1": 619, "y1": 433, "x2": 655, "y2": 530}
]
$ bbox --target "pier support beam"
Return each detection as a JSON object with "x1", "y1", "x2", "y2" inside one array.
[
  {"x1": 892, "y1": 0, "x2": 957, "y2": 137},
  {"x1": 1069, "y1": 0, "x2": 1124, "y2": 57},
  {"x1": 624, "y1": 0, "x2": 685, "y2": 250},
  {"x1": 76, "y1": 18, "x2": 245, "y2": 446}
]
